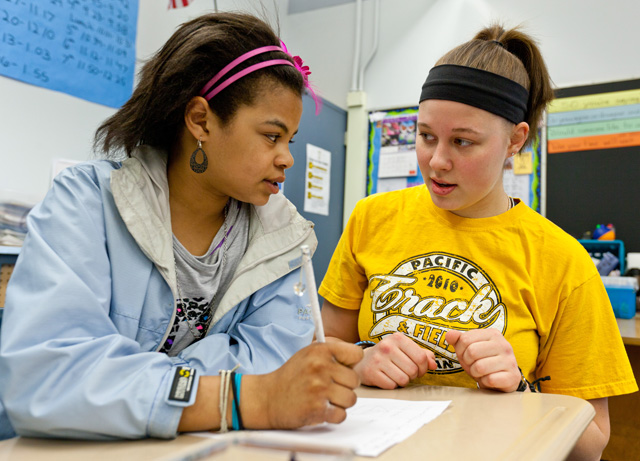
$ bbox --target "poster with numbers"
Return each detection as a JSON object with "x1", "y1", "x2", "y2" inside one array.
[{"x1": 0, "y1": 0, "x2": 138, "y2": 108}]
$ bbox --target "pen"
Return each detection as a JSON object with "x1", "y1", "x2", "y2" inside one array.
[{"x1": 300, "y1": 245, "x2": 325, "y2": 343}]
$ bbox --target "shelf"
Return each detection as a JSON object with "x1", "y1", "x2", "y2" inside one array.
[{"x1": 0, "y1": 245, "x2": 21, "y2": 255}]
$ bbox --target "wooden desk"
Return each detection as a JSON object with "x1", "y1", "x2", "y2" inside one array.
[
  {"x1": 617, "y1": 313, "x2": 640, "y2": 346},
  {"x1": 0, "y1": 385, "x2": 594, "y2": 461},
  {"x1": 605, "y1": 314, "x2": 640, "y2": 460}
]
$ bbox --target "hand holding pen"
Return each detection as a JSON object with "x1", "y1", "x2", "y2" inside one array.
[
  {"x1": 259, "y1": 341, "x2": 362, "y2": 427},
  {"x1": 181, "y1": 247, "x2": 363, "y2": 432}
]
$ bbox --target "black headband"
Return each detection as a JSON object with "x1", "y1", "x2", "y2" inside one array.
[{"x1": 419, "y1": 64, "x2": 529, "y2": 124}]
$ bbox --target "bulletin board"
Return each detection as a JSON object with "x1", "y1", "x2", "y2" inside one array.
[
  {"x1": 367, "y1": 107, "x2": 422, "y2": 195},
  {"x1": 367, "y1": 107, "x2": 542, "y2": 212},
  {"x1": 0, "y1": 0, "x2": 138, "y2": 108},
  {"x1": 546, "y1": 78, "x2": 640, "y2": 252}
]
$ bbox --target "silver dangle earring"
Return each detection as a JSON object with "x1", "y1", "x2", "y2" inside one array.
[{"x1": 190, "y1": 138, "x2": 208, "y2": 173}]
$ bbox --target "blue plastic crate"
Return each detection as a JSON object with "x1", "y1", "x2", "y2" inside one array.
[
  {"x1": 578, "y1": 239, "x2": 626, "y2": 274},
  {"x1": 606, "y1": 286, "x2": 637, "y2": 319}
]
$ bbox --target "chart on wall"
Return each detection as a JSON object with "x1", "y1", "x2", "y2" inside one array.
[
  {"x1": 0, "y1": 0, "x2": 138, "y2": 108},
  {"x1": 547, "y1": 87, "x2": 640, "y2": 153},
  {"x1": 546, "y1": 79, "x2": 640, "y2": 252},
  {"x1": 367, "y1": 107, "x2": 541, "y2": 212}
]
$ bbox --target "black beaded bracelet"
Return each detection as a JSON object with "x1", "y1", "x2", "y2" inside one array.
[
  {"x1": 515, "y1": 368, "x2": 529, "y2": 392},
  {"x1": 517, "y1": 368, "x2": 551, "y2": 393},
  {"x1": 355, "y1": 340, "x2": 376, "y2": 349}
]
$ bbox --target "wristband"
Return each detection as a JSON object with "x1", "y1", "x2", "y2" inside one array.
[
  {"x1": 515, "y1": 368, "x2": 529, "y2": 392},
  {"x1": 516, "y1": 367, "x2": 545, "y2": 393},
  {"x1": 477, "y1": 368, "x2": 541, "y2": 393},
  {"x1": 355, "y1": 340, "x2": 376, "y2": 349},
  {"x1": 219, "y1": 365, "x2": 239, "y2": 432},
  {"x1": 230, "y1": 372, "x2": 244, "y2": 430}
]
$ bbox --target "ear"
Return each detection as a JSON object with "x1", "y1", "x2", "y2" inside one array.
[
  {"x1": 184, "y1": 96, "x2": 215, "y2": 142},
  {"x1": 508, "y1": 121, "x2": 530, "y2": 154}
]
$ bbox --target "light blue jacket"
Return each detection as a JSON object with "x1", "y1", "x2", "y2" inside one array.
[{"x1": 0, "y1": 147, "x2": 317, "y2": 440}]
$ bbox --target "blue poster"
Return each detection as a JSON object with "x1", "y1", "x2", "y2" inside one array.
[{"x1": 0, "y1": 0, "x2": 138, "y2": 108}]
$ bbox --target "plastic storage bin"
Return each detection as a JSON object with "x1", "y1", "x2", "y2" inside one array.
[
  {"x1": 606, "y1": 286, "x2": 637, "y2": 319},
  {"x1": 578, "y1": 239, "x2": 626, "y2": 274},
  {"x1": 602, "y1": 276, "x2": 638, "y2": 319}
]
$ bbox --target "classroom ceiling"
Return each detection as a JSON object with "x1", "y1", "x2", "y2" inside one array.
[{"x1": 287, "y1": 0, "x2": 361, "y2": 15}]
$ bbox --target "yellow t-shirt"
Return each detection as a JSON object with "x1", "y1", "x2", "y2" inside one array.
[{"x1": 319, "y1": 185, "x2": 637, "y2": 399}]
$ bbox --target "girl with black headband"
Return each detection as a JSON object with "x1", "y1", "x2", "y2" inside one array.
[
  {"x1": 0, "y1": 13, "x2": 361, "y2": 440},
  {"x1": 320, "y1": 24, "x2": 636, "y2": 460}
]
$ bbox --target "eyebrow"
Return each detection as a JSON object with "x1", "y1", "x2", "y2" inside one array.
[
  {"x1": 417, "y1": 122, "x2": 481, "y2": 136},
  {"x1": 452, "y1": 127, "x2": 481, "y2": 135},
  {"x1": 262, "y1": 119, "x2": 298, "y2": 136}
]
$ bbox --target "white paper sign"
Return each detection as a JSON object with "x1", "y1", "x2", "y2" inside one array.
[
  {"x1": 304, "y1": 144, "x2": 331, "y2": 216},
  {"x1": 503, "y1": 157, "x2": 531, "y2": 208},
  {"x1": 378, "y1": 146, "x2": 418, "y2": 178}
]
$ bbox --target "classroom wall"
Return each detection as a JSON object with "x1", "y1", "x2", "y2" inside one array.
[
  {"x1": 286, "y1": 0, "x2": 640, "y2": 111},
  {"x1": 2, "y1": 0, "x2": 640, "y2": 201}
]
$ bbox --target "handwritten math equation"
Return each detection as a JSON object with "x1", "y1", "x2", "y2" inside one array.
[{"x1": 0, "y1": 0, "x2": 137, "y2": 107}]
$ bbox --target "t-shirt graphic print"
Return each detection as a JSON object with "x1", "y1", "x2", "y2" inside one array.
[{"x1": 368, "y1": 252, "x2": 506, "y2": 374}]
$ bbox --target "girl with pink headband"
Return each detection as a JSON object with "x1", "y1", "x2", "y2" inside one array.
[{"x1": 0, "y1": 12, "x2": 360, "y2": 440}]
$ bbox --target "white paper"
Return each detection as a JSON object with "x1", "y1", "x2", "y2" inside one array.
[
  {"x1": 503, "y1": 159, "x2": 532, "y2": 208},
  {"x1": 378, "y1": 146, "x2": 418, "y2": 178},
  {"x1": 193, "y1": 398, "x2": 451, "y2": 458},
  {"x1": 368, "y1": 111, "x2": 388, "y2": 123},
  {"x1": 304, "y1": 144, "x2": 331, "y2": 216},
  {"x1": 503, "y1": 170, "x2": 531, "y2": 208},
  {"x1": 377, "y1": 177, "x2": 410, "y2": 193}
]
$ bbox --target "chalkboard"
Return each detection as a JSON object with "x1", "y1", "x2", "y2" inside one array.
[
  {"x1": 0, "y1": 0, "x2": 138, "y2": 108},
  {"x1": 547, "y1": 79, "x2": 640, "y2": 253}
]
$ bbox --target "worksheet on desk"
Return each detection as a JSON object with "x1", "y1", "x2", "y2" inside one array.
[{"x1": 194, "y1": 398, "x2": 451, "y2": 457}]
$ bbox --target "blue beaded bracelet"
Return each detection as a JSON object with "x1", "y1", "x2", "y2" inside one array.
[
  {"x1": 355, "y1": 340, "x2": 376, "y2": 349},
  {"x1": 230, "y1": 372, "x2": 244, "y2": 431}
]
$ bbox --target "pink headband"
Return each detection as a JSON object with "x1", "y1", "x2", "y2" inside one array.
[{"x1": 199, "y1": 41, "x2": 321, "y2": 115}]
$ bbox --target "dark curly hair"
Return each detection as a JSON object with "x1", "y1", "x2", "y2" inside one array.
[{"x1": 94, "y1": 12, "x2": 304, "y2": 158}]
